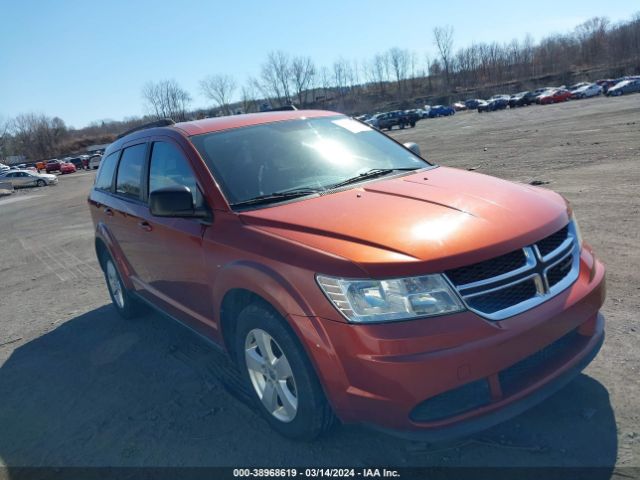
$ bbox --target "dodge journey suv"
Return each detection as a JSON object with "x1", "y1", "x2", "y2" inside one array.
[{"x1": 89, "y1": 110, "x2": 605, "y2": 440}]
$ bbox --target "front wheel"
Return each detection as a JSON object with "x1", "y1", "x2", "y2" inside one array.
[
  {"x1": 36, "y1": 179, "x2": 46, "y2": 187},
  {"x1": 236, "y1": 303, "x2": 335, "y2": 440}
]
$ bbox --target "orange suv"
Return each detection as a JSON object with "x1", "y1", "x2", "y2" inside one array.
[{"x1": 89, "y1": 111, "x2": 605, "y2": 440}]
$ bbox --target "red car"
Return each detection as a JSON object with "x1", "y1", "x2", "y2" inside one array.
[
  {"x1": 89, "y1": 111, "x2": 605, "y2": 441},
  {"x1": 59, "y1": 161, "x2": 76, "y2": 174},
  {"x1": 538, "y1": 89, "x2": 572, "y2": 104},
  {"x1": 45, "y1": 160, "x2": 61, "y2": 173}
]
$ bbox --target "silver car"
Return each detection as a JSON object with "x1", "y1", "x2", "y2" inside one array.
[{"x1": 0, "y1": 170, "x2": 58, "y2": 187}]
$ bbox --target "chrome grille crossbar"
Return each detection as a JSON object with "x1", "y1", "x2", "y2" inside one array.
[{"x1": 445, "y1": 222, "x2": 580, "y2": 321}]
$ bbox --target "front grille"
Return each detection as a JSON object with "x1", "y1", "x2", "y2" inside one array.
[
  {"x1": 466, "y1": 279, "x2": 538, "y2": 314},
  {"x1": 445, "y1": 249, "x2": 526, "y2": 286},
  {"x1": 536, "y1": 225, "x2": 569, "y2": 257},
  {"x1": 499, "y1": 329, "x2": 584, "y2": 395},
  {"x1": 444, "y1": 223, "x2": 579, "y2": 320},
  {"x1": 547, "y1": 254, "x2": 574, "y2": 288}
]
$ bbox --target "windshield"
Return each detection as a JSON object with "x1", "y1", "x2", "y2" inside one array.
[{"x1": 191, "y1": 115, "x2": 431, "y2": 207}]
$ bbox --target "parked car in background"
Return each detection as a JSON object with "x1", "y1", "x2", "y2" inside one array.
[
  {"x1": 45, "y1": 159, "x2": 62, "y2": 173},
  {"x1": 475, "y1": 100, "x2": 488, "y2": 112},
  {"x1": 452, "y1": 101, "x2": 467, "y2": 111},
  {"x1": 60, "y1": 161, "x2": 77, "y2": 174},
  {"x1": 90, "y1": 111, "x2": 605, "y2": 441},
  {"x1": 0, "y1": 163, "x2": 9, "y2": 174},
  {"x1": 606, "y1": 79, "x2": 640, "y2": 96},
  {"x1": 403, "y1": 110, "x2": 421, "y2": 126},
  {"x1": 0, "y1": 169, "x2": 58, "y2": 187},
  {"x1": 373, "y1": 111, "x2": 417, "y2": 130},
  {"x1": 595, "y1": 79, "x2": 617, "y2": 93},
  {"x1": 567, "y1": 82, "x2": 590, "y2": 93},
  {"x1": 66, "y1": 157, "x2": 85, "y2": 170},
  {"x1": 508, "y1": 91, "x2": 533, "y2": 108},
  {"x1": 538, "y1": 89, "x2": 571, "y2": 104},
  {"x1": 530, "y1": 88, "x2": 553, "y2": 103},
  {"x1": 478, "y1": 97, "x2": 509, "y2": 112},
  {"x1": 428, "y1": 105, "x2": 455, "y2": 117},
  {"x1": 571, "y1": 83, "x2": 602, "y2": 99},
  {"x1": 88, "y1": 155, "x2": 102, "y2": 170},
  {"x1": 464, "y1": 99, "x2": 483, "y2": 109},
  {"x1": 374, "y1": 111, "x2": 403, "y2": 130}
]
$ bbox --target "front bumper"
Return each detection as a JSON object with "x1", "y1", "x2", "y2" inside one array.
[{"x1": 292, "y1": 248, "x2": 605, "y2": 440}]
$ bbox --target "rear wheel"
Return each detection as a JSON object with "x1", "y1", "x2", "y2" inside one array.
[
  {"x1": 236, "y1": 303, "x2": 335, "y2": 440},
  {"x1": 101, "y1": 253, "x2": 142, "y2": 319}
]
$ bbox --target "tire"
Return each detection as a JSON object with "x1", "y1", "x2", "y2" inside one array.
[
  {"x1": 399, "y1": 123, "x2": 405, "y2": 129},
  {"x1": 235, "y1": 302, "x2": 335, "y2": 440},
  {"x1": 101, "y1": 252, "x2": 143, "y2": 319},
  {"x1": 410, "y1": 121, "x2": 416, "y2": 128},
  {"x1": 36, "y1": 179, "x2": 46, "y2": 187}
]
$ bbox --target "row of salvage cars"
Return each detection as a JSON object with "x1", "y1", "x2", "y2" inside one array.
[{"x1": 459, "y1": 77, "x2": 640, "y2": 113}]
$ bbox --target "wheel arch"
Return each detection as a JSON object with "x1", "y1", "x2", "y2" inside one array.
[
  {"x1": 214, "y1": 260, "x2": 317, "y2": 356},
  {"x1": 94, "y1": 222, "x2": 135, "y2": 290}
]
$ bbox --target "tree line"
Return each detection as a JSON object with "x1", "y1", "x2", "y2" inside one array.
[{"x1": 2, "y1": 13, "x2": 638, "y2": 161}]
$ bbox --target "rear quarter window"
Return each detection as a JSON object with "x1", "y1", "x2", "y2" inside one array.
[{"x1": 94, "y1": 152, "x2": 119, "y2": 190}]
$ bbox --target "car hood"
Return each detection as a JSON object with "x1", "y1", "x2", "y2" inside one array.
[{"x1": 239, "y1": 167, "x2": 569, "y2": 277}]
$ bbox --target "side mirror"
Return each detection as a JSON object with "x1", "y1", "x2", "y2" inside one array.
[
  {"x1": 404, "y1": 142, "x2": 422, "y2": 157},
  {"x1": 149, "y1": 186, "x2": 207, "y2": 218}
]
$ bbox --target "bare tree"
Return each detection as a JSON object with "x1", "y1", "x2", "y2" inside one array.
[
  {"x1": 200, "y1": 74, "x2": 237, "y2": 115},
  {"x1": 259, "y1": 51, "x2": 293, "y2": 106},
  {"x1": 142, "y1": 79, "x2": 192, "y2": 121},
  {"x1": 290, "y1": 56, "x2": 316, "y2": 107},
  {"x1": 434, "y1": 25, "x2": 455, "y2": 86},
  {"x1": 241, "y1": 81, "x2": 260, "y2": 113},
  {"x1": 388, "y1": 47, "x2": 410, "y2": 93},
  {"x1": 9, "y1": 113, "x2": 67, "y2": 160}
]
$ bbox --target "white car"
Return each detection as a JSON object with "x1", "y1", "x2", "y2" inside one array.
[
  {"x1": 364, "y1": 113, "x2": 383, "y2": 128},
  {"x1": 0, "y1": 163, "x2": 9, "y2": 174},
  {"x1": 88, "y1": 155, "x2": 102, "y2": 170},
  {"x1": 0, "y1": 170, "x2": 58, "y2": 187},
  {"x1": 572, "y1": 83, "x2": 602, "y2": 99}
]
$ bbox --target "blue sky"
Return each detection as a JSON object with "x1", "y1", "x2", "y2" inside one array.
[{"x1": 1, "y1": 0, "x2": 637, "y2": 128}]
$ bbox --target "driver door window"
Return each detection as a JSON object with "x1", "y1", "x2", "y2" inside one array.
[{"x1": 148, "y1": 141, "x2": 202, "y2": 208}]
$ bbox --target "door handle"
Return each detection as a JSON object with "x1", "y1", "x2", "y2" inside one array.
[
  {"x1": 104, "y1": 208, "x2": 114, "y2": 216},
  {"x1": 138, "y1": 221, "x2": 152, "y2": 232}
]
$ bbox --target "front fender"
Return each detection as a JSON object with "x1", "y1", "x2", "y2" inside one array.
[{"x1": 212, "y1": 260, "x2": 315, "y2": 321}]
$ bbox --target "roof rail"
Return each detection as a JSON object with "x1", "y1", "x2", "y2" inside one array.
[{"x1": 116, "y1": 118, "x2": 175, "y2": 139}]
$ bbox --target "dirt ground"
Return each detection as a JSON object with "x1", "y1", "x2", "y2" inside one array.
[{"x1": 0, "y1": 96, "x2": 638, "y2": 475}]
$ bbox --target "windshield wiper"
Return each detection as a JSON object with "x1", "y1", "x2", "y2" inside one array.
[
  {"x1": 231, "y1": 188, "x2": 320, "y2": 208},
  {"x1": 324, "y1": 167, "x2": 420, "y2": 190}
]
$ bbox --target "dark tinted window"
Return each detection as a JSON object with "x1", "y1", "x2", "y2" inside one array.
[
  {"x1": 94, "y1": 151, "x2": 119, "y2": 190},
  {"x1": 148, "y1": 142, "x2": 201, "y2": 206},
  {"x1": 116, "y1": 144, "x2": 146, "y2": 199}
]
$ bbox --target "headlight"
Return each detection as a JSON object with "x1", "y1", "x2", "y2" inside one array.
[
  {"x1": 570, "y1": 215, "x2": 583, "y2": 248},
  {"x1": 316, "y1": 274, "x2": 465, "y2": 323}
]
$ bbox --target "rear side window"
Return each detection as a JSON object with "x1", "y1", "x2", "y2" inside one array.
[
  {"x1": 94, "y1": 152, "x2": 119, "y2": 190},
  {"x1": 116, "y1": 144, "x2": 147, "y2": 199}
]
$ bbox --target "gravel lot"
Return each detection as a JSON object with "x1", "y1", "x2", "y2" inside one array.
[{"x1": 0, "y1": 96, "x2": 638, "y2": 474}]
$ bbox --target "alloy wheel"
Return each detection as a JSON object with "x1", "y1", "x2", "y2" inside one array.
[
  {"x1": 106, "y1": 259, "x2": 124, "y2": 309},
  {"x1": 244, "y1": 328, "x2": 298, "y2": 422}
]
